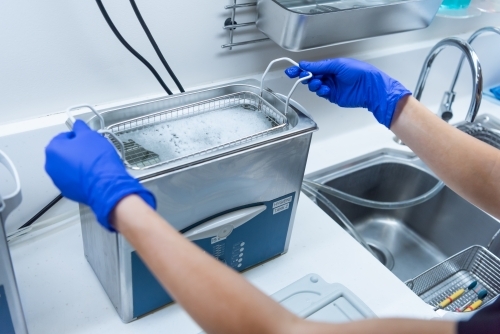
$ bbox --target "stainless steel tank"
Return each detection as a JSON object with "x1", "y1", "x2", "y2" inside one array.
[{"x1": 69, "y1": 59, "x2": 318, "y2": 322}]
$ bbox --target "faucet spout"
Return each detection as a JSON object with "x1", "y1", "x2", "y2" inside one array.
[
  {"x1": 448, "y1": 27, "x2": 500, "y2": 101},
  {"x1": 414, "y1": 37, "x2": 482, "y2": 123}
]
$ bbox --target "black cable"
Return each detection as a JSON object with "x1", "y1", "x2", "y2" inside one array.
[
  {"x1": 18, "y1": 3, "x2": 184, "y2": 231},
  {"x1": 18, "y1": 194, "x2": 63, "y2": 230},
  {"x1": 130, "y1": 0, "x2": 185, "y2": 93},
  {"x1": 95, "y1": 0, "x2": 173, "y2": 95}
]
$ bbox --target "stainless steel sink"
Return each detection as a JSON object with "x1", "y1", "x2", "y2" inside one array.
[{"x1": 305, "y1": 149, "x2": 500, "y2": 282}]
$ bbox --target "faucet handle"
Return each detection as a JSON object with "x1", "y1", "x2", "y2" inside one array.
[
  {"x1": 414, "y1": 37, "x2": 482, "y2": 124},
  {"x1": 439, "y1": 91, "x2": 456, "y2": 122}
]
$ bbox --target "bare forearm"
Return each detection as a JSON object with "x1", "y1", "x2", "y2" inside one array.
[
  {"x1": 291, "y1": 318, "x2": 455, "y2": 334},
  {"x1": 112, "y1": 196, "x2": 457, "y2": 334},
  {"x1": 391, "y1": 96, "x2": 500, "y2": 219},
  {"x1": 112, "y1": 195, "x2": 300, "y2": 334}
]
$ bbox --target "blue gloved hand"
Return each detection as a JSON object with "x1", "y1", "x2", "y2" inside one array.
[
  {"x1": 45, "y1": 120, "x2": 156, "y2": 231},
  {"x1": 285, "y1": 58, "x2": 411, "y2": 128}
]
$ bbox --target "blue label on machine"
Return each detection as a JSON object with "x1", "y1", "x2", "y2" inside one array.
[
  {"x1": 131, "y1": 192, "x2": 295, "y2": 318},
  {"x1": 0, "y1": 285, "x2": 16, "y2": 334}
]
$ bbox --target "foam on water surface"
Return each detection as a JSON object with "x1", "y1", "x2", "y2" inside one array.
[{"x1": 116, "y1": 106, "x2": 277, "y2": 163}]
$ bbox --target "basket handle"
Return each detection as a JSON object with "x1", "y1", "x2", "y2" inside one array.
[
  {"x1": 67, "y1": 105, "x2": 105, "y2": 130},
  {"x1": 66, "y1": 105, "x2": 127, "y2": 163},
  {"x1": 260, "y1": 58, "x2": 312, "y2": 115},
  {"x1": 0, "y1": 150, "x2": 22, "y2": 224}
]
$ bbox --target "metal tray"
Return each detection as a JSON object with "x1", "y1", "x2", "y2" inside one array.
[
  {"x1": 406, "y1": 245, "x2": 500, "y2": 313},
  {"x1": 256, "y1": 0, "x2": 442, "y2": 51}
]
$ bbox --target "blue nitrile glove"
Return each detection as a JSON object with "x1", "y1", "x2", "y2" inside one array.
[
  {"x1": 45, "y1": 120, "x2": 156, "y2": 232},
  {"x1": 285, "y1": 58, "x2": 411, "y2": 128}
]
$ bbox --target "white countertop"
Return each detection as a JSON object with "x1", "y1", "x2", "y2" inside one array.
[{"x1": 9, "y1": 97, "x2": 500, "y2": 333}]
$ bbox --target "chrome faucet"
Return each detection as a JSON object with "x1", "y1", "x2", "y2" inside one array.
[
  {"x1": 438, "y1": 27, "x2": 500, "y2": 122},
  {"x1": 415, "y1": 37, "x2": 482, "y2": 123}
]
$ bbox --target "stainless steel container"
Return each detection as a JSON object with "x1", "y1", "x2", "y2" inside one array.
[
  {"x1": 69, "y1": 60, "x2": 318, "y2": 322},
  {"x1": 256, "y1": 0, "x2": 442, "y2": 51},
  {"x1": 0, "y1": 151, "x2": 27, "y2": 334}
]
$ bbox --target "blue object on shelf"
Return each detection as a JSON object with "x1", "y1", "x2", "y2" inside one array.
[
  {"x1": 482, "y1": 85, "x2": 500, "y2": 106},
  {"x1": 490, "y1": 86, "x2": 500, "y2": 100}
]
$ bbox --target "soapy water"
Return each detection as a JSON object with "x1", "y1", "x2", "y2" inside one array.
[{"x1": 116, "y1": 105, "x2": 280, "y2": 163}]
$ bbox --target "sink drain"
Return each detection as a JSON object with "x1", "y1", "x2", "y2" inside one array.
[{"x1": 366, "y1": 240, "x2": 395, "y2": 271}]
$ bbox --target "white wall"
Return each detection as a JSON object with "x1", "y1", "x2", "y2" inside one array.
[{"x1": 0, "y1": 0, "x2": 500, "y2": 124}]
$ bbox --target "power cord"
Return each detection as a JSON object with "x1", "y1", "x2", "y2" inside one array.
[
  {"x1": 130, "y1": 0, "x2": 185, "y2": 93},
  {"x1": 96, "y1": 0, "x2": 174, "y2": 95},
  {"x1": 18, "y1": 1, "x2": 187, "y2": 231},
  {"x1": 18, "y1": 194, "x2": 62, "y2": 230}
]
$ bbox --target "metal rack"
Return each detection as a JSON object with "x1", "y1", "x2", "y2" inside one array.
[
  {"x1": 108, "y1": 91, "x2": 288, "y2": 169},
  {"x1": 406, "y1": 246, "x2": 500, "y2": 312},
  {"x1": 222, "y1": 1, "x2": 269, "y2": 50},
  {"x1": 108, "y1": 137, "x2": 160, "y2": 169},
  {"x1": 66, "y1": 59, "x2": 311, "y2": 171}
]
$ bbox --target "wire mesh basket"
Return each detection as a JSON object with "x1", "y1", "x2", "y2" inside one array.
[
  {"x1": 406, "y1": 245, "x2": 500, "y2": 312},
  {"x1": 107, "y1": 136, "x2": 161, "y2": 169},
  {"x1": 107, "y1": 91, "x2": 288, "y2": 169},
  {"x1": 67, "y1": 58, "x2": 312, "y2": 170}
]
